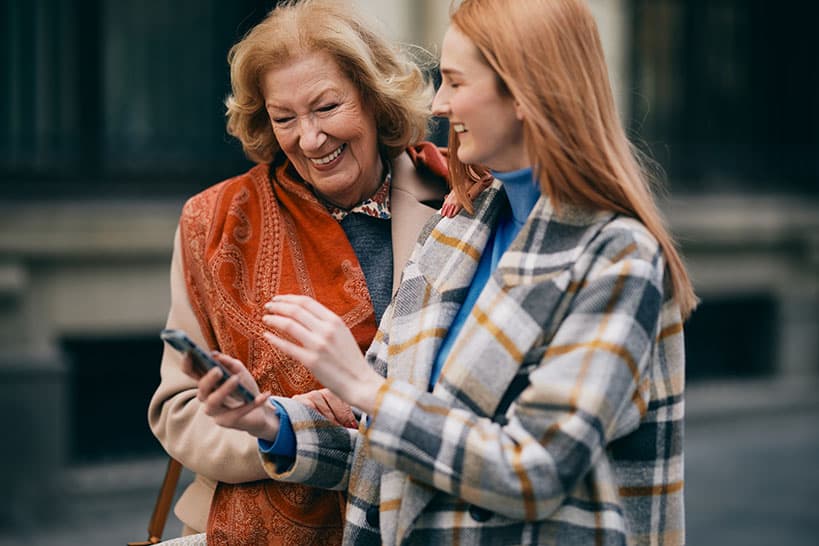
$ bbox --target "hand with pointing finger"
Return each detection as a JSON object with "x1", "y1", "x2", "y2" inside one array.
[
  {"x1": 183, "y1": 351, "x2": 280, "y2": 442},
  {"x1": 262, "y1": 294, "x2": 385, "y2": 415}
]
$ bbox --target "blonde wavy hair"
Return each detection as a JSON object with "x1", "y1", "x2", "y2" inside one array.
[
  {"x1": 448, "y1": 0, "x2": 697, "y2": 319},
  {"x1": 225, "y1": 0, "x2": 434, "y2": 163}
]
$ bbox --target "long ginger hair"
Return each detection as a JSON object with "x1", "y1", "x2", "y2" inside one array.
[{"x1": 448, "y1": 0, "x2": 697, "y2": 318}]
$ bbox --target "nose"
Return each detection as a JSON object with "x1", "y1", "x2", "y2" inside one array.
[
  {"x1": 431, "y1": 86, "x2": 450, "y2": 118},
  {"x1": 298, "y1": 115, "x2": 327, "y2": 152}
]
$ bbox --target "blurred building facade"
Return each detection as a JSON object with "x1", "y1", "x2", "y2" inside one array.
[{"x1": 1, "y1": 0, "x2": 817, "y2": 530}]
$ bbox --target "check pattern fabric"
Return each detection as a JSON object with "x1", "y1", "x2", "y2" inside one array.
[{"x1": 263, "y1": 179, "x2": 686, "y2": 546}]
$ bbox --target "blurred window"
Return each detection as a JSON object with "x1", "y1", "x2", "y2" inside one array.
[
  {"x1": 1, "y1": 0, "x2": 281, "y2": 199},
  {"x1": 62, "y1": 334, "x2": 165, "y2": 462},
  {"x1": 630, "y1": 0, "x2": 818, "y2": 194},
  {"x1": 683, "y1": 295, "x2": 777, "y2": 382}
]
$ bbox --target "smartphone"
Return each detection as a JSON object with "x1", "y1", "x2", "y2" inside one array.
[{"x1": 160, "y1": 328, "x2": 256, "y2": 404}]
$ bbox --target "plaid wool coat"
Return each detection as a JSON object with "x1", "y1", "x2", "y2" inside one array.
[{"x1": 263, "y1": 180, "x2": 686, "y2": 545}]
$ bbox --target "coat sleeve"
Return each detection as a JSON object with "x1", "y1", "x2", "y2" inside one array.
[
  {"x1": 362, "y1": 228, "x2": 667, "y2": 520},
  {"x1": 258, "y1": 396, "x2": 359, "y2": 490},
  {"x1": 148, "y1": 227, "x2": 269, "y2": 484}
]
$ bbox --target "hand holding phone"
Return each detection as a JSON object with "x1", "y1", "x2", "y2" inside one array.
[{"x1": 160, "y1": 328, "x2": 256, "y2": 404}]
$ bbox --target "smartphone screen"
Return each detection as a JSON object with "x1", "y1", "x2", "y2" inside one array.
[{"x1": 160, "y1": 329, "x2": 256, "y2": 404}]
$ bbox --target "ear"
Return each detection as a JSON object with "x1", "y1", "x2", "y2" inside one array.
[{"x1": 514, "y1": 100, "x2": 525, "y2": 121}]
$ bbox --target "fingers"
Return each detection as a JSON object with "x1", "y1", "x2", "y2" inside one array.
[
  {"x1": 268, "y1": 293, "x2": 334, "y2": 313},
  {"x1": 214, "y1": 388, "x2": 269, "y2": 421},
  {"x1": 263, "y1": 296, "x2": 337, "y2": 350},
  {"x1": 263, "y1": 295, "x2": 349, "y2": 357},
  {"x1": 320, "y1": 390, "x2": 358, "y2": 428},
  {"x1": 210, "y1": 390, "x2": 271, "y2": 434},
  {"x1": 265, "y1": 295, "x2": 342, "y2": 327},
  {"x1": 193, "y1": 357, "x2": 275, "y2": 438},
  {"x1": 292, "y1": 392, "x2": 319, "y2": 411},
  {"x1": 211, "y1": 352, "x2": 247, "y2": 374},
  {"x1": 263, "y1": 314, "x2": 318, "y2": 349},
  {"x1": 303, "y1": 390, "x2": 336, "y2": 421},
  {"x1": 293, "y1": 389, "x2": 357, "y2": 428},
  {"x1": 263, "y1": 330, "x2": 319, "y2": 368},
  {"x1": 198, "y1": 369, "x2": 235, "y2": 408},
  {"x1": 180, "y1": 353, "x2": 197, "y2": 378},
  {"x1": 260, "y1": 293, "x2": 374, "y2": 410},
  {"x1": 211, "y1": 352, "x2": 261, "y2": 397},
  {"x1": 197, "y1": 367, "x2": 227, "y2": 403},
  {"x1": 440, "y1": 192, "x2": 463, "y2": 218},
  {"x1": 197, "y1": 366, "x2": 261, "y2": 412}
]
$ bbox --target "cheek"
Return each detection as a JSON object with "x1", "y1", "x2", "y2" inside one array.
[
  {"x1": 346, "y1": 119, "x2": 378, "y2": 153},
  {"x1": 274, "y1": 130, "x2": 298, "y2": 155},
  {"x1": 450, "y1": 93, "x2": 473, "y2": 115},
  {"x1": 348, "y1": 118, "x2": 371, "y2": 141}
]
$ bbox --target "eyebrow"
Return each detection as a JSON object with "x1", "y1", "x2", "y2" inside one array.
[
  {"x1": 440, "y1": 67, "x2": 462, "y2": 76},
  {"x1": 266, "y1": 88, "x2": 341, "y2": 111}
]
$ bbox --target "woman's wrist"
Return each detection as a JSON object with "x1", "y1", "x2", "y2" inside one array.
[
  {"x1": 259, "y1": 401, "x2": 282, "y2": 441},
  {"x1": 347, "y1": 374, "x2": 385, "y2": 415}
]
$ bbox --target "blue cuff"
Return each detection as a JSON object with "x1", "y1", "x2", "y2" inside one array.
[{"x1": 258, "y1": 398, "x2": 296, "y2": 457}]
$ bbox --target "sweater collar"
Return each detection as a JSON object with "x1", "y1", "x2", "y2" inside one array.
[
  {"x1": 490, "y1": 166, "x2": 541, "y2": 226},
  {"x1": 323, "y1": 161, "x2": 392, "y2": 221}
]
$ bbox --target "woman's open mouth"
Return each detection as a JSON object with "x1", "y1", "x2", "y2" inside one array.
[{"x1": 310, "y1": 144, "x2": 346, "y2": 169}]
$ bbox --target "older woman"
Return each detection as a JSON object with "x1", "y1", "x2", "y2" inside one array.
[{"x1": 147, "y1": 0, "x2": 447, "y2": 544}]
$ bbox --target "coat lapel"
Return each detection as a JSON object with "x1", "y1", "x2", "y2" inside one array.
[
  {"x1": 386, "y1": 182, "x2": 504, "y2": 390},
  {"x1": 387, "y1": 182, "x2": 503, "y2": 542},
  {"x1": 415, "y1": 182, "x2": 502, "y2": 295}
]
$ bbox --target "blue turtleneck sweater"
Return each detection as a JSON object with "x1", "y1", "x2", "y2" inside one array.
[
  {"x1": 261, "y1": 167, "x2": 540, "y2": 458},
  {"x1": 429, "y1": 167, "x2": 541, "y2": 389}
]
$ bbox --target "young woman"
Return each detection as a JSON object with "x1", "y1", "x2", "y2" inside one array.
[{"x1": 192, "y1": 0, "x2": 696, "y2": 544}]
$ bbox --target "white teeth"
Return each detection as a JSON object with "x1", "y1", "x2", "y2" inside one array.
[
  {"x1": 311, "y1": 145, "x2": 344, "y2": 165},
  {"x1": 452, "y1": 123, "x2": 467, "y2": 133}
]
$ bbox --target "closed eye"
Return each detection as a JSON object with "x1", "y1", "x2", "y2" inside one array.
[
  {"x1": 317, "y1": 103, "x2": 339, "y2": 113},
  {"x1": 439, "y1": 71, "x2": 462, "y2": 90}
]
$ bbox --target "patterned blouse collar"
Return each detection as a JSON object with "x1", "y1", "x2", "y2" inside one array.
[{"x1": 324, "y1": 161, "x2": 392, "y2": 222}]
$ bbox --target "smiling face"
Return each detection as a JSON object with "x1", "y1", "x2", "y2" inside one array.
[
  {"x1": 262, "y1": 51, "x2": 383, "y2": 209},
  {"x1": 433, "y1": 26, "x2": 528, "y2": 172}
]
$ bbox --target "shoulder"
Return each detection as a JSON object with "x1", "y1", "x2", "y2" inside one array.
[
  {"x1": 391, "y1": 143, "x2": 449, "y2": 206},
  {"x1": 180, "y1": 164, "x2": 270, "y2": 226},
  {"x1": 580, "y1": 215, "x2": 666, "y2": 287},
  {"x1": 596, "y1": 216, "x2": 663, "y2": 266}
]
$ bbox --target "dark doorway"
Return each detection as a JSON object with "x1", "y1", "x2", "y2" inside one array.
[
  {"x1": 61, "y1": 334, "x2": 165, "y2": 463},
  {"x1": 683, "y1": 294, "x2": 778, "y2": 382}
]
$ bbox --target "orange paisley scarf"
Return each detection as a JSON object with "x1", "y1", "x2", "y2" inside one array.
[{"x1": 180, "y1": 155, "x2": 379, "y2": 546}]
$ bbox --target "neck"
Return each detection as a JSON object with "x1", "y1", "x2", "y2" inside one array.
[{"x1": 490, "y1": 166, "x2": 540, "y2": 225}]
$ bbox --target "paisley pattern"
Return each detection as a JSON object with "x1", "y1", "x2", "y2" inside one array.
[{"x1": 179, "y1": 156, "x2": 378, "y2": 546}]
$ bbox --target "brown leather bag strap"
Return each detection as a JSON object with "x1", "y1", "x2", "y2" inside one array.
[{"x1": 127, "y1": 457, "x2": 184, "y2": 546}]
